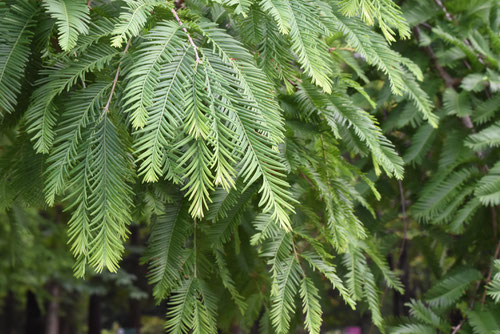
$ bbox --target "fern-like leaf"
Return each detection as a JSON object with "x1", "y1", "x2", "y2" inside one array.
[
  {"x1": 66, "y1": 114, "x2": 133, "y2": 275},
  {"x1": 42, "y1": 0, "x2": 90, "y2": 51},
  {"x1": 111, "y1": 0, "x2": 163, "y2": 48},
  {"x1": 146, "y1": 199, "x2": 190, "y2": 299},
  {"x1": 424, "y1": 267, "x2": 482, "y2": 308},
  {"x1": 45, "y1": 82, "x2": 111, "y2": 206},
  {"x1": 122, "y1": 21, "x2": 183, "y2": 128},
  {"x1": 270, "y1": 255, "x2": 302, "y2": 333},
  {"x1": 300, "y1": 277, "x2": 323, "y2": 334},
  {"x1": 466, "y1": 121, "x2": 500, "y2": 151},
  {"x1": 0, "y1": 0, "x2": 37, "y2": 115}
]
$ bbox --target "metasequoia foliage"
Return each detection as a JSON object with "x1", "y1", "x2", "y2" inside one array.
[
  {"x1": 376, "y1": 0, "x2": 500, "y2": 332},
  {"x1": 0, "y1": 0, "x2": 448, "y2": 332}
]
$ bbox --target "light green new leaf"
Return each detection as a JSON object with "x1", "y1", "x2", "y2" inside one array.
[{"x1": 300, "y1": 277, "x2": 323, "y2": 334}]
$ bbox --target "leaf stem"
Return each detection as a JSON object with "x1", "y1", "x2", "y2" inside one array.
[
  {"x1": 170, "y1": 8, "x2": 201, "y2": 64},
  {"x1": 102, "y1": 39, "x2": 131, "y2": 117}
]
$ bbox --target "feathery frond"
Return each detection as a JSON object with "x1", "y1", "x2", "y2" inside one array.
[
  {"x1": 0, "y1": 0, "x2": 38, "y2": 116},
  {"x1": 122, "y1": 21, "x2": 183, "y2": 129},
  {"x1": 466, "y1": 121, "x2": 500, "y2": 151},
  {"x1": 42, "y1": 0, "x2": 90, "y2": 51},
  {"x1": 26, "y1": 44, "x2": 119, "y2": 153},
  {"x1": 475, "y1": 161, "x2": 500, "y2": 206},
  {"x1": 300, "y1": 277, "x2": 323, "y2": 334},
  {"x1": 424, "y1": 268, "x2": 482, "y2": 308},
  {"x1": 111, "y1": 0, "x2": 163, "y2": 48},
  {"x1": 146, "y1": 199, "x2": 190, "y2": 299},
  {"x1": 66, "y1": 114, "x2": 133, "y2": 275},
  {"x1": 270, "y1": 255, "x2": 302, "y2": 333},
  {"x1": 44, "y1": 82, "x2": 111, "y2": 206}
]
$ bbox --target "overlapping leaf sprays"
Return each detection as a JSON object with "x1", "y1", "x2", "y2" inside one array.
[
  {"x1": 0, "y1": 0, "x2": 437, "y2": 332},
  {"x1": 376, "y1": 0, "x2": 500, "y2": 332}
]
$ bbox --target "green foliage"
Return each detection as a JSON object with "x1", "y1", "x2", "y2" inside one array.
[
  {"x1": 0, "y1": 0, "x2": 38, "y2": 116},
  {"x1": 382, "y1": 0, "x2": 500, "y2": 332},
  {"x1": 467, "y1": 306, "x2": 500, "y2": 334},
  {"x1": 6, "y1": 0, "x2": 498, "y2": 333},
  {"x1": 42, "y1": 0, "x2": 90, "y2": 51},
  {"x1": 111, "y1": 0, "x2": 165, "y2": 48},
  {"x1": 487, "y1": 260, "x2": 500, "y2": 303},
  {"x1": 424, "y1": 267, "x2": 482, "y2": 308}
]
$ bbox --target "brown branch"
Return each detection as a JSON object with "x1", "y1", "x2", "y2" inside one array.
[
  {"x1": 414, "y1": 27, "x2": 458, "y2": 88},
  {"x1": 396, "y1": 180, "x2": 408, "y2": 261},
  {"x1": 414, "y1": 27, "x2": 476, "y2": 132},
  {"x1": 434, "y1": 0, "x2": 454, "y2": 22},
  {"x1": 171, "y1": 8, "x2": 201, "y2": 64},
  {"x1": 433, "y1": 0, "x2": 485, "y2": 67},
  {"x1": 102, "y1": 39, "x2": 131, "y2": 116},
  {"x1": 481, "y1": 239, "x2": 500, "y2": 304},
  {"x1": 299, "y1": 172, "x2": 315, "y2": 188},
  {"x1": 451, "y1": 321, "x2": 463, "y2": 334},
  {"x1": 175, "y1": 0, "x2": 186, "y2": 9}
]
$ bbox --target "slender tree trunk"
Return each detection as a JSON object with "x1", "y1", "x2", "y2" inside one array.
[
  {"x1": 25, "y1": 290, "x2": 43, "y2": 334},
  {"x1": 59, "y1": 292, "x2": 79, "y2": 334},
  {"x1": 129, "y1": 299, "x2": 141, "y2": 334},
  {"x1": 124, "y1": 225, "x2": 147, "y2": 334},
  {"x1": 392, "y1": 242, "x2": 410, "y2": 316},
  {"x1": 45, "y1": 284, "x2": 60, "y2": 334},
  {"x1": 4, "y1": 290, "x2": 15, "y2": 334},
  {"x1": 88, "y1": 294, "x2": 101, "y2": 334}
]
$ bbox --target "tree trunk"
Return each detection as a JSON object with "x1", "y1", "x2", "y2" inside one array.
[
  {"x1": 124, "y1": 225, "x2": 147, "y2": 334},
  {"x1": 45, "y1": 284, "x2": 60, "y2": 334},
  {"x1": 3, "y1": 290, "x2": 15, "y2": 334},
  {"x1": 392, "y1": 241, "x2": 411, "y2": 317},
  {"x1": 88, "y1": 294, "x2": 101, "y2": 334},
  {"x1": 59, "y1": 292, "x2": 79, "y2": 334},
  {"x1": 25, "y1": 290, "x2": 43, "y2": 334}
]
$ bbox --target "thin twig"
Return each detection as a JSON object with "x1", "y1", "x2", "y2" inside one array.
[
  {"x1": 368, "y1": 180, "x2": 408, "y2": 334},
  {"x1": 492, "y1": 206, "x2": 498, "y2": 240},
  {"x1": 433, "y1": 0, "x2": 485, "y2": 67},
  {"x1": 414, "y1": 27, "x2": 457, "y2": 88},
  {"x1": 194, "y1": 219, "x2": 197, "y2": 278},
  {"x1": 434, "y1": 0, "x2": 454, "y2": 21},
  {"x1": 171, "y1": 8, "x2": 201, "y2": 64},
  {"x1": 102, "y1": 39, "x2": 131, "y2": 116},
  {"x1": 397, "y1": 180, "x2": 408, "y2": 261},
  {"x1": 451, "y1": 321, "x2": 463, "y2": 334},
  {"x1": 328, "y1": 46, "x2": 355, "y2": 53},
  {"x1": 481, "y1": 239, "x2": 500, "y2": 304},
  {"x1": 414, "y1": 27, "x2": 476, "y2": 132}
]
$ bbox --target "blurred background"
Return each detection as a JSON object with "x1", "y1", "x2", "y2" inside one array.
[{"x1": 0, "y1": 206, "x2": 370, "y2": 334}]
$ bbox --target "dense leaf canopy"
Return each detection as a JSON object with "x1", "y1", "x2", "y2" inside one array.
[{"x1": 1, "y1": 0, "x2": 500, "y2": 333}]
